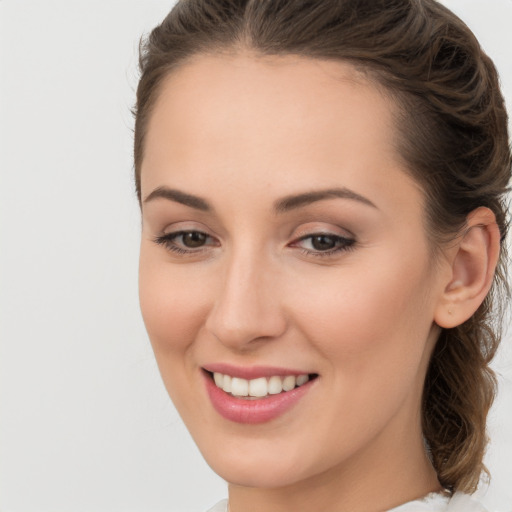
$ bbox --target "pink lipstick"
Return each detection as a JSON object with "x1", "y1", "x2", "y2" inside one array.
[{"x1": 202, "y1": 366, "x2": 317, "y2": 424}]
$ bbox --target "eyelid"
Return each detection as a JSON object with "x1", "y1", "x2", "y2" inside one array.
[
  {"x1": 153, "y1": 228, "x2": 219, "y2": 256},
  {"x1": 152, "y1": 224, "x2": 357, "y2": 258},
  {"x1": 291, "y1": 232, "x2": 355, "y2": 247},
  {"x1": 288, "y1": 231, "x2": 357, "y2": 258},
  {"x1": 294, "y1": 231, "x2": 354, "y2": 242},
  {"x1": 291, "y1": 223, "x2": 355, "y2": 240},
  {"x1": 159, "y1": 220, "x2": 220, "y2": 243}
]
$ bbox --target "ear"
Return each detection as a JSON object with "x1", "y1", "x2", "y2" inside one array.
[{"x1": 434, "y1": 207, "x2": 501, "y2": 329}]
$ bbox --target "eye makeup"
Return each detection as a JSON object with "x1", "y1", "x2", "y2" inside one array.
[{"x1": 153, "y1": 229, "x2": 356, "y2": 259}]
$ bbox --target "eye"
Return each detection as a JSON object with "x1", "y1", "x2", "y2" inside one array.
[
  {"x1": 178, "y1": 231, "x2": 209, "y2": 248},
  {"x1": 305, "y1": 234, "x2": 340, "y2": 251},
  {"x1": 153, "y1": 230, "x2": 217, "y2": 255},
  {"x1": 292, "y1": 233, "x2": 356, "y2": 257}
]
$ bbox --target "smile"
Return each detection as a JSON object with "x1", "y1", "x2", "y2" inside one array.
[
  {"x1": 212, "y1": 372, "x2": 311, "y2": 399},
  {"x1": 203, "y1": 367, "x2": 318, "y2": 424}
]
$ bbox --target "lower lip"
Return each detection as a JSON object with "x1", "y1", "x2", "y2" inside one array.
[{"x1": 203, "y1": 372, "x2": 315, "y2": 424}]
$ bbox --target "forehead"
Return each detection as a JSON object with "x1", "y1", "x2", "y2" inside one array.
[
  {"x1": 145, "y1": 53, "x2": 396, "y2": 155},
  {"x1": 141, "y1": 52, "x2": 421, "y2": 215}
]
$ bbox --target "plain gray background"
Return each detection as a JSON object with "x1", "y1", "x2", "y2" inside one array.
[{"x1": 0, "y1": 1, "x2": 511, "y2": 511}]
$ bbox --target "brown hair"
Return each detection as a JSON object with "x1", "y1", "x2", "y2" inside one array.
[{"x1": 133, "y1": 0, "x2": 511, "y2": 493}]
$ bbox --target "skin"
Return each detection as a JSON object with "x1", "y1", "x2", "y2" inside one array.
[{"x1": 138, "y1": 53, "x2": 476, "y2": 512}]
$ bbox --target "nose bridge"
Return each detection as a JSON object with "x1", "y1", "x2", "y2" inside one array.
[{"x1": 205, "y1": 241, "x2": 286, "y2": 348}]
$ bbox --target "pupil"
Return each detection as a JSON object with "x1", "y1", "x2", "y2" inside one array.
[
  {"x1": 312, "y1": 235, "x2": 336, "y2": 251},
  {"x1": 183, "y1": 232, "x2": 207, "y2": 248}
]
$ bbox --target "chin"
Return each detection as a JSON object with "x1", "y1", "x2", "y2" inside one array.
[
  {"x1": 208, "y1": 456, "x2": 308, "y2": 489},
  {"x1": 195, "y1": 432, "x2": 335, "y2": 490}
]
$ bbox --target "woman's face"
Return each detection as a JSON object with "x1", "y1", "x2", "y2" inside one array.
[{"x1": 139, "y1": 54, "x2": 448, "y2": 489}]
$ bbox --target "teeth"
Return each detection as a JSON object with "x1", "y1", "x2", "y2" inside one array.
[
  {"x1": 231, "y1": 377, "x2": 249, "y2": 397},
  {"x1": 268, "y1": 375, "x2": 283, "y2": 395},
  {"x1": 213, "y1": 372, "x2": 224, "y2": 387},
  {"x1": 296, "y1": 374, "x2": 309, "y2": 386},
  {"x1": 222, "y1": 375, "x2": 232, "y2": 393},
  {"x1": 282, "y1": 375, "x2": 296, "y2": 391},
  {"x1": 212, "y1": 372, "x2": 310, "y2": 398},
  {"x1": 249, "y1": 377, "x2": 268, "y2": 398}
]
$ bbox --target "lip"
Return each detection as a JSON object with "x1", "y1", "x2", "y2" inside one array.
[
  {"x1": 202, "y1": 368, "x2": 317, "y2": 424},
  {"x1": 203, "y1": 363, "x2": 311, "y2": 380}
]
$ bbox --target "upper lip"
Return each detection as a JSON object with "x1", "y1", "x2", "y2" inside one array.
[{"x1": 202, "y1": 363, "x2": 314, "y2": 380}]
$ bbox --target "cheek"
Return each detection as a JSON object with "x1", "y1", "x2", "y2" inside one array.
[
  {"x1": 283, "y1": 255, "x2": 437, "y2": 460},
  {"x1": 138, "y1": 244, "x2": 210, "y2": 356},
  {"x1": 291, "y1": 249, "x2": 435, "y2": 380},
  {"x1": 138, "y1": 245, "x2": 216, "y2": 418}
]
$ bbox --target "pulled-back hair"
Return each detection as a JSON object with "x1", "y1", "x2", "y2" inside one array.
[{"x1": 133, "y1": 0, "x2": 511, "y2": 493}]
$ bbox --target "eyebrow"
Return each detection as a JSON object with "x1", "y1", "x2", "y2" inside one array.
[
  {"x1": 143, "y1": 186, "x2": 377, "y2": 213},
  {"x1": 143, "y1": 186, "x2": 213, "y2": 211},
  {"x1": 273, "y1": 187, "x2": 377, "y2": 213}
]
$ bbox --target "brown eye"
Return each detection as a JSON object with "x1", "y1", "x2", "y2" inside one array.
[
  {"x1": 292, "y1": 232, "x2": 356, "y2": 257},
  {"x1": 181, "y1": 231, "x2": 208, "y2": 248},
  {"x1": 310, "y1": 235, "x2": 337, "y2": 251},
  {"x1": 153, "y1": 230, "x2": 216, "y2": 255}
]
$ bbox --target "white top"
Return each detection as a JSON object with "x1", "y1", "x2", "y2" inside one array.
[{"x1": 206, "y1": 492, "x2": 488, "y2": 512}]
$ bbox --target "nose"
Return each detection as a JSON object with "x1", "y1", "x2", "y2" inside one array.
[{"x1": 204, "y1": 250, "x2": 287, "y2": 350}]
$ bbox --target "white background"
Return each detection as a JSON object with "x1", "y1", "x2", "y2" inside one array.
[{"x1": 0, "y1": 1, "x2": 511, "y2": 511}]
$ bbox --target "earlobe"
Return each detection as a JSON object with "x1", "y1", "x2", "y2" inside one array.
[{"x1": 434, "y1": 207, "x2": 501, "y2": 329}]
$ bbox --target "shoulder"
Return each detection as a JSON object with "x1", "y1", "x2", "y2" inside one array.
[
  {"x1": 446, "y1": 492, "x2": 489, "y2": 512},
  {"x1": 205, "y1": 499, "x2": 228, "y2": 512},
  {"x1": 389, "y1": 491, "x2": 489, "y2": 512},
  {"x1": 205, "y1": 494, "x2": 489, "y2": 512}
]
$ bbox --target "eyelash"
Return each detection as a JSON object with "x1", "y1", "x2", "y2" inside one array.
[
  {"x1": 294, "y1": 233, "x2": 356, "y2": 257},
  {"x1": 153, "y1": 231, "x2": 215, "y2": 255},
  {"x1": 153, "y1": 231, "x2": 356, "y2": 258}
]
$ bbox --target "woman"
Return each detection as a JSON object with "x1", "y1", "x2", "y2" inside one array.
[{"x1": 134, "y1": 0, "x2": 510, "y2": 511}]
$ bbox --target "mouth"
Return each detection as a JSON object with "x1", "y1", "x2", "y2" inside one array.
[
  {"x1": 205, "y1": 370, "x2": 318, "y2": 399},
  {"x1": 202, "y1": 367, "x2": 318, "y2": 424}
]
